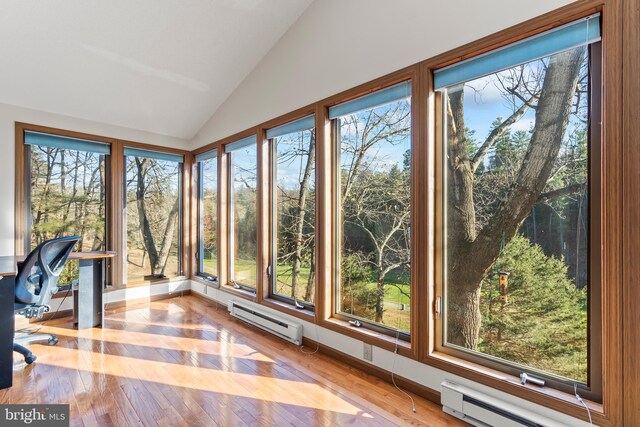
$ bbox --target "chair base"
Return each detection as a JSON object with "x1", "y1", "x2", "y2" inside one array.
[
  {"x1": 13, "y1": 333, "x2": 58, "y2": 364},
  {"x1": 13, "y1": 343, "x2": 36, "y2": 364}
]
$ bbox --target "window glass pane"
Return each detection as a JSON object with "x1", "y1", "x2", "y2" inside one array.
[
  {"x1": 442, "y1": 45, "x2": 590, "y2": 382},
  {"x1": 29, "y1": 145, "x2": 107, "y2": 283},
  {"x1": 229, "y1": 144, "x2": 257, "y2": 288},
  {"x1": 336, "y1": 97, "x2": 412, "y2": 334},
  {"x1": 125, "y1": 155, "x2": 181, "y2": 283},
  {"x1": 200, "y1": 157, "x2": 217, "y2": 277},
  {"x1": 273, "y1": 129, "x2": 315, "y2": 305}
]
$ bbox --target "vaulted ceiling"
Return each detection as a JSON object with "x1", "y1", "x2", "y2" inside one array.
[{"x1": 0, "y1": 0, "x2": 313, "y2": 139}]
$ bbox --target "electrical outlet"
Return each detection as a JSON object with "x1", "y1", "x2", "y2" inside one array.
[{"x1": 363, "y1": 343, "x2": 373, "y2": 361}]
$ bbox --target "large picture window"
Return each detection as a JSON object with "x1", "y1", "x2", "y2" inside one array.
[
  {"x1": 23, "y1": 131, "x2": 110, "y2": 283},
  {"x1": 124, "y1": 148, "x2": 183, "y2": 284},
  {"x1": 268, "y1": 115, "x2": 316, "y2": 308},
  {"x1": 331, "y1": 82, "x2": 412, "y2": 336},
  {"x1": 435, "y1": 15, "x2": 601, "y2": 397},
  {"x1": 196, "y1": 149, "x2": 218, "y2": 282},
  {"x1": 226, "y1": 136, "x2": 258, "y2": 290}
]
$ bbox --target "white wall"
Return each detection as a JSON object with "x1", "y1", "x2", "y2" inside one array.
[
  {"x1": 0, "y1": 102, "x2": 190, "y2": 255},
  {"x1": 191, "y1": 0, "x2": 574, "y2": 148}
]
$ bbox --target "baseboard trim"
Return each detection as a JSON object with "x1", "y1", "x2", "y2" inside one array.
[
  {"x1": 302, "y1": 336, "x2": 441, "y2": 405},
  {"x1": 190, "y1": 289, "x2": 441, "y2": 406},
  {"x1": 190, "y1": 290, "x2": 227, "y2": 309},
  {"x1": 105, "y1": 289, "x2": 191, "y2": 310}
]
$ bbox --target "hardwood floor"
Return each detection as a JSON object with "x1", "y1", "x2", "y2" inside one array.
[{"x1": 0, "y1": 295, "x2": 463, "y2": 426}]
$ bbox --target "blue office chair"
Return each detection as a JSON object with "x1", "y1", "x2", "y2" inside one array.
[{"x1": 14, "y1": 236, "x2": 79, "y2": 364}]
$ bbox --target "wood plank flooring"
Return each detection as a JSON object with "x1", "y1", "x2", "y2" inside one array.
[{"x1": 0, "y1": 295, "x2": 463, "y2": 426}]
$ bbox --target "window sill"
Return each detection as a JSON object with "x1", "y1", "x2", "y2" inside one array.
[
  {"x1": 217, "y1": 283, "x2": 257, "y2": 301},
  {"x1": 190, "y1": 275, "x2": 220, "y2": 288},
  {"x1": 425, "y1": 351, "x2": 606, "y2": 424},
  {"x1": 261, "y1": 298, "x2": 315, "y2": 322},
  {"x1": 320, "y1": 317, "x2": 413, "y2": 358}
]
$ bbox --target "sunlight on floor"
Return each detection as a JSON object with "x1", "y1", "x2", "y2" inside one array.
[
  {"x1": 39, "y1": 326, "x2": 276, "y2": 363},
  {"x1": 35, "y1": 345, "x2": 372, "y2": 416}
]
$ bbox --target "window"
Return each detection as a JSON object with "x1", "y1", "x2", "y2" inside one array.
[
  {"x1": 268, "y1": 115, "x2": 316, "y2": 308},
  {"x1": 124, "y1": 147, "x2": 184, "y2": 284},
  {"x1": 434, "y1": 15, "x2": 601, "y2": 398},
  {"x1": 226, "y1": 136, "x2": 258, "y2": 291},
  {"x1": 196, "y1": 149, "x2": 218, "y2": 282},
  {"x1": 330, "y1": 82, "x2": 412, "y2": 337},
  {"x1": 23, "y1": 131, "x2": 110, "y2": 283}
]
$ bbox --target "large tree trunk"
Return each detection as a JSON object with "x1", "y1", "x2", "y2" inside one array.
[
  {"x1": 134, "y1": 158, "x2": 180, "y2": 277},
  {"x1": 446, "y1": 48, "x2": 584, "y2": 349},
  {"x1": 153, "y1": 197, "x2": 180, "y2": 275},
  {"x1": 135, "y1": 159, "x2": 159, "y2": 273}
]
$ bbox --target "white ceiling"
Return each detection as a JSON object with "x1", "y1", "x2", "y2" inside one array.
[{"x1": 0, "y1": 0, "x2": 313, "y2": 139}]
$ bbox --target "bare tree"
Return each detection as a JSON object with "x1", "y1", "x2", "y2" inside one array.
[
  {"x1": 134, "y1": 158, "x2": 180, "y2": 277},
  {"x1": 445, "y1": 47, "x2": 585, "y2": 349}
]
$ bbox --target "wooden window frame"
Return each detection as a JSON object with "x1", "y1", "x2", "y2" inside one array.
[
  {"x1": 121, "y1": 145, "x2": 189, "y2": 287},
  {"x1": 263, "y1": 111, "x2": 318, "y2": 312},
  {"x1": 327, "y1": 77, "x2": 415, "y2": 343},
  {"x1": 189, "y1": 1, "x2": 622, "y2": 423},
  {"x1": 193, "y1": 154, "x2": 220, "y2": 285},
  {"x1": 420, "y1": 1, "x2": 621, "y2": 424},
  {"x1": 15, "y1": 123, "x2": 192, "y2": 291},
  {"x1": 432, "y1": 38, "x2": 603, "y2": 401},
  {"x1": 225, "y1": 138, "x2": 259, "y2": 293}
]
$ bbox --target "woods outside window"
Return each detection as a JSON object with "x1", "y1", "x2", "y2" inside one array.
[
  {"x1": 196, "y1": 149, "x2": 218, "y2": 283},
  {"x1": 434, "y1": 15, "x2": 602, "y2": 399},
  {"x1": 268, "y1": 115, "x2": 316, "y2": 309},
  {"x1": 124, "y1": 147, "x2": 184, "y2": 285},
  {"x1": 23, "y1": 131, "x2": 110, "y2": 284},
  {"x1": 225, "y1": 136, "x2": 258, "y2": 291},
  {"x1": 330, "y1": 82, "x2": 413, "y2": 338}
]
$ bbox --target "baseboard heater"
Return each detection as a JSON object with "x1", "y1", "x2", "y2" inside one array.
[
  {"x1": 441, "y1": 381, "x2": 567, "y2": 427},
  {"x1": 228, "y1": 299, "x2": 303, "y2": 345}
]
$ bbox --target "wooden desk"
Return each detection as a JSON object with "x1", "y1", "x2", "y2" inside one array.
[
  {"x1": 5, "y1": 251, "x2": 115, "y2": 329},
  {"x1": 0, "y1": 269, "x2": 16, "y2": 389},
  {"x1": 0, "y1": 258, "x2": 18, "y2": 276}
]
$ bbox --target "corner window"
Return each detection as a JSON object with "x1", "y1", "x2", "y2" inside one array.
[
  {"x1": 196, "y1": 150, "x2": 218, "y2": 283},
  {"x1": 330, "y1": 82, "x2": 412, "y2": 337},
  {"x1": 124, "y1": 148, "x2": 183, "y2": 284},
  {"x1": 267, "y1": 115, "x2": 316, "y2": 308},
  {"x1": 434, "y1": 15, "x2": 602, "y2": 398},
  {"x1": 23, "y1": 131, "x2": 110, "y2": 283},
  {"x1": 226, "y1": 136, "x2": 258, "y2": 291}
]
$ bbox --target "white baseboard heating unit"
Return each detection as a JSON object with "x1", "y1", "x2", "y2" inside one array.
[
  {"x1": 228, "y1": 299, "x2": 303, "y2": 345},
  {"x1": 441, "y1": 381, "x2": 566, "y2": 427}
]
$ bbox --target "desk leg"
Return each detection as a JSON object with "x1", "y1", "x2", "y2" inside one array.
[
  {"x1": 0, "y1": 275, "x2": 15, "y2": 389},
  {"x1": 77, "y1": 259, "x2": 103, "y2": 329}
]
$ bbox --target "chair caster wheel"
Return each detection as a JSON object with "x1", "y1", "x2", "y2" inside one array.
[
  {"x1": 25, "y1": 355, "x2": 36, "y2": 364},
  {"x1": 48, "y1": 337, "x2": 58, "y2": 346}
]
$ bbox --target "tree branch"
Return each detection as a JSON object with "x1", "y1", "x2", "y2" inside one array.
[
  {"x1": 536, "y1": 182, "x2": 586, "y2": 204},
  {"x1": 471, "y1": 100, "x2": 531, "y2": 172}
]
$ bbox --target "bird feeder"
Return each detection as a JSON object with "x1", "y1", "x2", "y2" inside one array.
[{"x1": 499, "y1": 271, "x2": 510, "y2": 304}]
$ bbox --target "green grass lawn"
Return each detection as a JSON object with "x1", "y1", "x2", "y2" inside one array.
[{"x1": 205, "y1": 257, "x2": 411, "y2": 331}]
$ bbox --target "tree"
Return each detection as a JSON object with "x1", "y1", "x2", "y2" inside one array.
[
  {"x1": 275, "y1": 130, "x2": 316, "y2": 302},
  {"x1": 132, "y1": 157, "x2": 180, "y2": 277},
  {"x1": 479, "y1": 235, "x2": 587, "y2": 381},
  {"x1": 445, "y1": 47, "x2": 587, "y2": 349},
  {"x1": 347, "y1": 163, "x2": 410, "y2": 322},
  {"x1": 339, "y1": 100, "x2": 411, "y2": 325}
]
